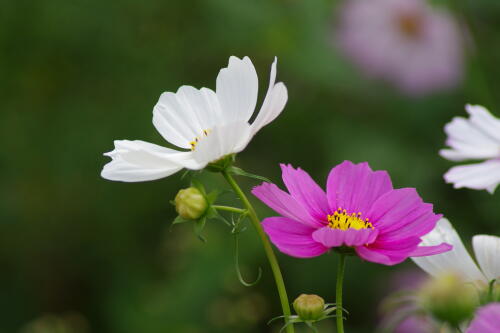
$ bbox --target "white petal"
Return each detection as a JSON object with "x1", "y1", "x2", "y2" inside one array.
[
  {"x1": 191, "y1": 121, "x2": 252, "y2": 167},
  {"x1": 411, "y1": 218, "x2": 486, "y2": 283},
  {"x1": 440, "y1": 116, "x2": 500, "y2": 162},
  {"x1": 216, "y1": 56, "x2": 258, "y2": 124},
  {"x1": 473, "y1": 235, "x2": 500, "y2": 282},
  {"x1": 101, "y1": 140, "x2": 196, "y2": 182},
  {"x1": 444, "y1": 160, "x2": 500, "y2": 193},
  {"x1": 466, "y1": 104, "x2": 500, "y2": 143},
  {"x1": 153, "y1": 86, "x2": 221, "y2": 149},
  {"x1": 251, "y1": 57, "x2": 288, "y2": 136}
]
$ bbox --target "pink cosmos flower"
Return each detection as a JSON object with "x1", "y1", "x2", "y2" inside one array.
[
  {"x1": 337, "y1": 0, "x2": 463, "y2": 95},
  {"x1": 467, "y1": 303, "x2": 500, "y2": 333},
  {"x1": 252, "y1": 161, "x2": 451, "y2": 265}
]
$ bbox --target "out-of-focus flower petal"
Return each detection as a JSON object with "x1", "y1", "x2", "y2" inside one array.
[
  {"x1": 337, "y1": 0, "x2": 463, "y2": 96},
  {"x1": 411, "y1": 219, "x2": 486, "y2": 283},
  {"x1": 444, "y1": 160, "x2": 500, "y2": 194},
  {"x1": 473, "y1": 235, "x2": 500, "y2": 282},
  {"x1": 467, "y1": 303, "x2": 500, "y2": 333}
]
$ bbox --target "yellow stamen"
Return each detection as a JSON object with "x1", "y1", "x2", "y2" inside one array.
[
  {"x1": 327, "y1": 207, "x2": 374, "y2": 230},
  {"x1": 189, "y1": 129, "x2": 211, "y2": 151}
]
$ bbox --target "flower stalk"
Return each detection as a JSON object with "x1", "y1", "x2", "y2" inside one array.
[
  {"x1": 336, "y1": 254, "x2": 346, "y2": 333},
  {"x1": 221, "y1": 170, "x2": 294, "y2": 333},
  {"x1": 212, "y1": 205, "x2": 247, "y2": 215}
]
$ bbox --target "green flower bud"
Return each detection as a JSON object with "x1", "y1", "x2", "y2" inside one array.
[
  {"x1": 419, "y1": 273, "x2": 477, "y2": 327},
  {"x1": 293, "y1": 294, "x2": 325, "y2": 321},
  {"x1": 175, "y1": 187, "x2": 208, "y2": 220}
]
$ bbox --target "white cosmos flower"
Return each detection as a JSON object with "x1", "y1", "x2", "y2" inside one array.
[
  {"x1": 440, "y1": 104, "x2": 500, "y2": 194},
  {"x1": 101, "y1": 56, "x2": 288, "y2": 182},
  {"x1": 412, "y1": 218, "x2": 500, "y2": 285}
]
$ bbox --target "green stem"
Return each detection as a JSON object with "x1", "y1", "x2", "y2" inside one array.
[
  {"x1": 212, "y1": 205, "x2": 246, "y2": 215},
  {"x1": 336, "y1": 254, "x2": 346, "y2": 333},
  {"x1": 222, "y1": 170, "x2": 294, "y2": 333}
]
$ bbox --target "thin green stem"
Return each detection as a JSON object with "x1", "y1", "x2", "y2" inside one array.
[
  {"x1": 212, "y1": 205, "x2": 246, "y2": 215},
  {"x1": 336, "y1": 254, "x2": 346, "y2": 333},
  {"x1": 222, "y1": 170, "x2": 294, "y2": 333}
]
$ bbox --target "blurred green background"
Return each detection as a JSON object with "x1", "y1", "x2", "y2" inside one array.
[{"x1": 1, "y1": 0, "x2": 499, "y2": 332}]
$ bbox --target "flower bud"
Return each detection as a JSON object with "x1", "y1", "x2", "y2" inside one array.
[
  {"x1": 293, "y1": 294, "x2": 325, "y2": 321},
  {"x1": 419, "y1": 273, "x2": 477, "y2": 326},
  {"x1": 174, "y1": 187, "x2": 208, "y2": 220}
]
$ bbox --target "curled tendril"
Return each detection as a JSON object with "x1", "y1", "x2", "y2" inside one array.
[{"x1": 234, "y1": 233, "x2": 262, "y2": 287}]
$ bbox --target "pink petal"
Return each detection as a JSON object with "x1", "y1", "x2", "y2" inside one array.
[
  {"x1": 326, "y1": 161, "x2": 392, "y2": 215},
  {"x1": 356, "y1": 237, "x2": 424, "y2": 266},
  {"x1": 252, "y1": 183, "x2": 322, "y2": 228},
  {"x1": 312, "y1": 227, "x2": 379, "y2": 248},
  {"x1": 262, "y1": 217, "x2": 328, "y2": 258},
  {"x1": 355, "y1": 246, "x2": 394, "y2": 266},
  {"x1": 280, "y1": 164, "x2": 329, "y2": 221},
  {"x1": 367, "y1": 188, "x2": 441, "y2": 240},
  {"x1": 410, "y1": 243, "x2": 452, "y2": 257},
  {"x1": 467, "y1": 303, "x2": 500, "y2": 333}
]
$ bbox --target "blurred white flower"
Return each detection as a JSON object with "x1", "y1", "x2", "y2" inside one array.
[
  {"x1": 440, "y1": 104, "x2": 500, "y2": 194},
  {"x1": 101, "y1": 56, "x2": 287, "y2": 182},
  {"x1": 412, "y1": 218, "x2": 500, "y2": 285},
  {"x1": 337, "y1": 0, "x2": 463, "y2": 95}
]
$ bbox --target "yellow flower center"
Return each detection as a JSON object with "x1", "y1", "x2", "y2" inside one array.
[
  {"x1": 189, "y1": 129, "x2": 211, "y2": 151},
  {"x1": 327, "y1": 208, "x2": 374, "y2": 230}
]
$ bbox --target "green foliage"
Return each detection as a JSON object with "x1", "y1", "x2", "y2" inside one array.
[{"x1": 1, "y1": 0, "x2": 500, "y2": 332}]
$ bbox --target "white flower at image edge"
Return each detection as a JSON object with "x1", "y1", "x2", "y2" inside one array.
[
  {"x1": 101, "y1": 56, "x2": 288, "y2": 182},
  {"x1": 440, "y1": 104, "x2": 500, "y2": 194},
  {"x1": 412, "y1": 218, "x2": 500, "y2": 285}
]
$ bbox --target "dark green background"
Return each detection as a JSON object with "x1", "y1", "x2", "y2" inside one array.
[{"x1": 1, "y1": 0, "x2": 499, "y2": 332}]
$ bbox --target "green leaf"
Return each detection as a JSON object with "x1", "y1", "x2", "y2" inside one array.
[
  {"x1": 205, "y1": 207, "x2": 218, "y2": 219},
  {"x1": 206, "y1": 190, "x2": 219, "y2": 204},
  {"x1": 180, "y1": 169, "x2": 192, "y2": 180},
  {"x1": 190, "y1": 179, "x2": 207, "y2": 196},
  {"x1": 194, "y1": 216, "x2": 207, "y2": 242},
  {"x1": 207, "y1": 209, "x2": 232, "y2": 227},
  {"x1": 227, "y1": 166, "x2": 272, "y2": 183},
  {"x1": 172, "y1": 215, "x2": 191, "y2": 225}
]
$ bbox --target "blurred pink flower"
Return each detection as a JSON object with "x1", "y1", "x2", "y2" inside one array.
[
  {"x1": 252, "y1": 161, "x2": 451, "y2": 265},
  {"x1": 337, "y1": 0, "x2": 463, "y2": 95},
  {"x1": 467, "y1": 303, "x2": 500, "y2": 333},
  {"x1": 440, "y1": 104, "x2": 500, "y2": 194},
  {"x1": 394, "y1": 315, "x2": 438, "y2": 333}
]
